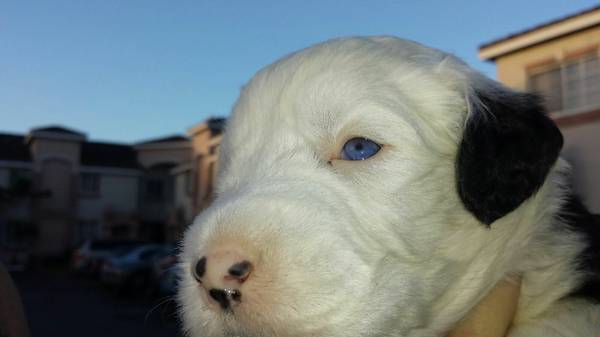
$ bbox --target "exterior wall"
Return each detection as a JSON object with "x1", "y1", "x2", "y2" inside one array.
[
  {"x1": 138, "y1": 178, "x2": 173, "y2": 222},
  {"x1": 37, "y1": 219, "x2": 70, "y2": 257},
  {"x1": 77, "y1": 170, "x2": 140, "y2": 218},
  {"x1": 166, "y1": 167, "x2": 194, "y2": 242},
  {"x1": 163, "y1": 121, "x2": 223, "y2": 243},
  {"x1": 29, "y1": 139, "x2": 81, "y2": 173},
  {"x1": 77, "y1": 168, "x2": 140, "y2": 241},
  {"x1": 39, "y1": 159, "x2": 73, "y2": 212},
  {"x1": 139, "y1": 163, "x2": 175, "y2": 208},
  {"x1": 135, "y1": 143, "x2": 190, "y2": 242},
  {"x1": 561, "y1": 119, "x2": 600, "y2": 212},
  {"x1": 28, "y1": 136, "x2": 82, "y2": 257},
  {"x1": 495, "y1": 25, "x2": 600, "y2": 90},
  {"x1": 172, "y1": 169, "x2": 193, "y2": 222},
  {"x1": 36, "y1": 159, "x2": 74, "y2": 256},
  {"x1": 0, "y1": 163, "x2": 34, "y2": 250},
  {"x1": 0, "y1": 167, "x2": 9, "y2": 187},
  {"x1": 189, "y1": 124, "x2": 222, "y2": 214},
  {"x1": 136, "y1": 144, "x2": 190, "y2": 169}
]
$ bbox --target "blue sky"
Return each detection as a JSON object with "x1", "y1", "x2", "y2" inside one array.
[{"x1": 1, "y1": 0, "x2": 598, "y2": 143}]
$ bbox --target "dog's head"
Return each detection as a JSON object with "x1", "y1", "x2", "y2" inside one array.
[{"x1": 178, "y1": 37, "x2": 563, "y2": 337}]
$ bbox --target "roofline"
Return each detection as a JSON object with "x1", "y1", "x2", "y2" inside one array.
[
  {"x1": 79, "y1": 165, "x2": 142, "y2": 177},
  {"x1": 187, "y1": 122, "x2": 211, "y2": 136},
  {"x1": 0, "y1": 131, "x2": 26, "y2": 137},
  {"x1": 187, "y1": 118, "x2": 226, "y2": 137},
  {"x1": 135, "y1": 134, "x2": 189, "y2": 146},
  {"x1": 26, "y1": 130, "x2": 87, "y2": 143},
  {"x1": 170, "y1": 163, "x2": 192, "y2": 175},
  {"x1": 30, "y1": 125, "x2": 86, "y2": 136},
  {"x1": 133, "y1": 141, "x2": 191, "y2": 151},
  {"x1": 479, "y1": 6, "x2": 600, "y2": 61}
]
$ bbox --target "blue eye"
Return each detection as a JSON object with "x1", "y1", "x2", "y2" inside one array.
[{"x1": 341, "y1": 137, "x2": 381, "y2": 161}]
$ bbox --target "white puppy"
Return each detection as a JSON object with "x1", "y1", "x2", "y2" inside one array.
[{"x1": 178, "y1": 36, "x2": 600, "y2": 337}]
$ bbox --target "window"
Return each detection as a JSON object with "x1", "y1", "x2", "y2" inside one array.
[
  {"x1": 8, "y1": 169, "x2": 31, "y2": 196},
  {"x1": 145, "y1": 179, "x2": 164, "y2": 201},
  {"x1": 529, "y1": 54, "x2": 600, "y2": 115},
  {"x1": 80, "y1": 173, "x2": 100, "y2": 195},
  {"x1": 529, "y1": 67, "x2": 562, "y2": 112},
  {"x1": 2, "y1": 221, "x2": 34, "y2": 249},
  {"x1": 564, "y1": 56, "x2": 600, "y2": 110},
  {"x1": 9, "y1": 169, "x2": 31, "y2": 186},
  {"x1": 185, "y1": 171, "x2": 193, "y2": 195}
]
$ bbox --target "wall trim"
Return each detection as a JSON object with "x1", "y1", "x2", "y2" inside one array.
[{"x1": 0, "y1": 160, "x2": 32, "y2": 170}]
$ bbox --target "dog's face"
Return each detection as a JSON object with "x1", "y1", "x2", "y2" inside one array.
[{"x1": 179, "y1": 37, "x2": 563, "y2": 337}]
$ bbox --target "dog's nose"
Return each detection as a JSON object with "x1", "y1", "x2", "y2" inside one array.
[
  {"x1": 192, "y1": 248, "x2": 253, "y2": 310},
  {"x1": 192, "y1": 252, "x2": 252, "y2": 284},
  {"x1": 208, "y1": 288, "x2": 242, "y2": 310}
]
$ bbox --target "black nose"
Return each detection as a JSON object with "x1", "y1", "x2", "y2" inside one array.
[
  {"x1": 209, "y1": 289, "x2": 229, "y2": 310},
  {"x1": 209, "y1": 288, "x2": 242, "y2": 310},
  {"x1": 192, "y1": 256, "x2": 207, "y2": 281}
]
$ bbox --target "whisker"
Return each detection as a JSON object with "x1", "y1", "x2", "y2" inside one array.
[{"x1": 145, "y1": 295, "x2": 176, "y2": 323}]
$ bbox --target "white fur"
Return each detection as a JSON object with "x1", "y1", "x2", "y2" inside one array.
[{"x1": 178, "y1": 36, "x2": 598, "y2": 337}]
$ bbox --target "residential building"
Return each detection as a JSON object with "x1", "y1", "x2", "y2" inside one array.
[
  {"x1": 166, "y1": 119, "x2": 224, "y2": 242},
  {"x1": 0, "y1": 119, "x2": 225, "y2": 259},
  {"x1": 479, "y1": 5, "x2": 600, "y2": 213}
]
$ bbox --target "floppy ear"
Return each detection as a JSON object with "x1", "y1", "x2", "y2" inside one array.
[{"x1": 456, "y1": 87, "x2": 563, "y2": 225}]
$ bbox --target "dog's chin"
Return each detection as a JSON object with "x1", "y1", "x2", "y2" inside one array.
[
  {"x1": 179, "y1": 271, "x2": 340, "y2": 337},
  {"x1": 179, "y1": 273, "x2": 422, "y2": 337},
  {"x1": 178, "y1": 264, "x2": 391, "y2": 337},
  {"x1": 180, "y1": 278, "x2": 364, "y2": 337},
  {"x1": 190, "y1": 311, "x2": 314, "y2": 337},
  {"x1": 181, "y1": 300, "x2": 348, "y2": 337}
]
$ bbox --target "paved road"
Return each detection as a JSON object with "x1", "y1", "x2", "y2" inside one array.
[{"x1": 11, "y1": 266, "x2": 182, "y2": 337}]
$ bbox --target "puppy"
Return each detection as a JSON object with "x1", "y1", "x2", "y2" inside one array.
[{"x1": 178, "y1": 36, "x2": 600, "y2": 337}]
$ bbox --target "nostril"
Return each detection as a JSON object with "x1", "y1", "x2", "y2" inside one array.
[
  {"x1": 192, "y1": 256, "x2": 207, "y2": 282},
  {"x1": 209, "y1": 288, "x2": 230, "y2": 310},
  {"x1": 228, "y1": 260, "x2": 252, "y2": 280},
  {"x1": 229, "y1": 289, "x2": 242, "y2": 302}
]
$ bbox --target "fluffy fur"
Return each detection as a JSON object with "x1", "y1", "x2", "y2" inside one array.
[{"x1": 178, "y1": 36, "x2": 600, "y2": 337}]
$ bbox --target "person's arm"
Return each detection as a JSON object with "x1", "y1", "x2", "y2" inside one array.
[
  {"x1": 0, "y1": 262, "x2": 31, "y2": 337},
  {"x1": 447, "y1": 276, "x2": 521, "y2": 337}
]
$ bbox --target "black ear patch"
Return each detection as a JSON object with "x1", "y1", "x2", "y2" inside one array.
[{"x1": 457, "y1": 90, "x2": 563, "y2": 225}]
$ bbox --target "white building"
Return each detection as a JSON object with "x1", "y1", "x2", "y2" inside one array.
[{"x1": 0, "y1": 120, "x2": 224, "y2": 259}]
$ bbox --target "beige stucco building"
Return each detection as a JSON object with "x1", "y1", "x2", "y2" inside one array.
[
  {"x1": 479, "y1": 6, "x2": 600, "y2": 213},
  {"x1": 165, "y1": 119, "x2": 224, "y2": 242},
  {"x1": 0, "y1": 119, "x2": 224, "y2": 259}
]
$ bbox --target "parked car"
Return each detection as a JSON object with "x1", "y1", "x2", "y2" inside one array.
[
  {"x1": 101, "y1": 244, "x2": 172, "y2": 294},
  {"x1": 71, "y1": 239, "x2": 143, "y2": 276},
  {"x1": 152, "y1": 247, "x2": 179, "y2": 296}
]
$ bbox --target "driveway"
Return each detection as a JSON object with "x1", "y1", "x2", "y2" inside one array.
[{"x1": 11, "y1": 266, "x2": 182, "y2": 337}]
